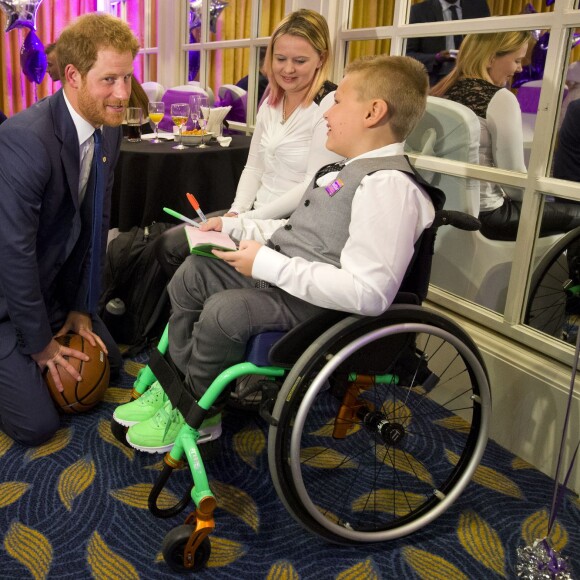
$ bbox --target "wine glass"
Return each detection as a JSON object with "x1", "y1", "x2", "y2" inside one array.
[
  {"x1": 171, "y1": 102, "x2": 190, "y2": 150},
  {"x1": 148, "y1": 101, "x2": 165, "y2": 143},
  {"x1": 189, "y1": 94, "x2": 201, "y2": 132},
  {"x1": 195, "y1": 95, "x2": 210, "y2": 149}
]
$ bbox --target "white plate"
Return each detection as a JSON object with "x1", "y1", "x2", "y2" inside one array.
[{"x1": 141, "y1": 133, "x2": 174, "y2": 141}]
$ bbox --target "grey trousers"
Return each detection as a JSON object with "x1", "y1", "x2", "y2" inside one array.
[{"x1": 167, "y1": 254, "x2": 327, "y2": 401}]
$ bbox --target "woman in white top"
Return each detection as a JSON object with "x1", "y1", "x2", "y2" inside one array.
[
  {"x1": 431, "y1": 31, "x2": 580, "y2": 241},
  {"x1": 156, "y1": 9, "x2": 340, "y2": 276}
]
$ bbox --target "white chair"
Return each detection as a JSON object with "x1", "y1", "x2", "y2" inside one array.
[
  {"x1": 406, "y1": 96, "x2": 559, "y2": 313},
  {"x1": 141, "y1": 81, "x2": 165, "y2": 102}
]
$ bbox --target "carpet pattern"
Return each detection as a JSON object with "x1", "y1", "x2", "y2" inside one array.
[{"x1": 1, "y1": 351, "x2": 579, "y2": 579}]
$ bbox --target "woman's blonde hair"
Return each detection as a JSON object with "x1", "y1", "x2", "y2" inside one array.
[
  {"x1": 430, "y1": 31, "x2": 531, "y2": 97},
  {"x1": 263, "y1": 9, "x2": 333, "y2": 107},
  {"x1": 346, "y1": 55, "x2": 429, "y2": 141}
]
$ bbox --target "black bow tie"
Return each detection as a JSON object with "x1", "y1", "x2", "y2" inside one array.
[{"x1": 315, "y1": 161, "x2": 345, "y2": 181}]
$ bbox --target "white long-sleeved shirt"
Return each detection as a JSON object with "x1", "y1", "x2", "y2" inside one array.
[
  {"x1": 480, "y1": 88, "x2": 527, "y2": 209},
  {"x1": 222, "y1": 143, "x2": 435, "y2": 316},
  {"x1": 229, "y1": 91, "x2": 341, "y2": 219}
]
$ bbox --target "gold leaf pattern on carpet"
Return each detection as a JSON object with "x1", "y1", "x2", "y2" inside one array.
[
  {"x1": 521, "y1": 509, "x2": 568, "y2": 553},
  {"x1": 0, "y1": 481, "x2": 30, "y2": 508},
  {"x1": 24, "y1": 428, "x2": 72, "y2": 461},
  {"x1": 382, "y1": 399, "x2": 412, "y2": 426},
  {"x1": 434, "y1": 415, "x2": 471, "y2": 433},
  {"x1": 58, "y1": 457, "x2": 96, "y2": 511},
  {"x1": 87, "y1": 531, "x2": 139, "y2": 579},
  {"x1": 512, "y1": 457, "x2": 534, "y2": 470},
  {"x1": 352, "y1": 489, "x2": 424, "y2": 516},
  {"x1": 98, "y1": 419, "x2": 135, "y2": 460},
  {"x1": 211, "y1": 480, "x2": 259, "y2": 532},
  {"x1": 311, "y1": 418, "x2": 361, "y2": 437},
  {"x1": 402, "y1": 546, "x2": 468, "y2": 580},
  {"x1": 457, "y1": 510, "x2": 506, "y2": 577},
  {"x1": 102, "y1": 387, "x2": 132, "y2": 404},
  {"x1": 446, "y1": 449, "x2": 523, "y2": 498},
  {"x1": 300, "y1": 446, "x2": 358, "y2": 469},
  {"x1": 0, "y1": 430, "x2": 14, "y2": 457},
  {"x1": 266, "y1": 560, "x2": 300, "y2": 579},
  {"x1": 206, "y1": 536, "x2": 246, "y2": 568},
  {"x1": 233, "y1": 425, "x2": 265, "y2": 469},
  {"x1": 336, "y1": 558, "x2": 380, "y2": 580},
  {"x1": 3, "y1": 521, "x2": 53, "y2": 580},
  {"x1": 110, "y1": 483, "x2": 179, "y2": 510},
  {"x1": 123, "y1": 360, "x2": 145, "y2": 378},
  {"x1": 376, "y1": 447, "x2": 433, "y2": 485}
]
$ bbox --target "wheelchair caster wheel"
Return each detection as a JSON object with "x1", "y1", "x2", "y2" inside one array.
[
  {"x1": 162, "y1": 525, "x2": 211, "y2": 572},
  {"x1": 110, "y1": 418, "x2": 131, "y2": 448}
]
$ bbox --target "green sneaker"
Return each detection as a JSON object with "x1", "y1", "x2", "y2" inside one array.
[
  {"x1": 126, "y1": 400, "x2": 185, "y2": 453},
  {"x1": 113, "y1": 381, "x2": 167, "y2": 427}
]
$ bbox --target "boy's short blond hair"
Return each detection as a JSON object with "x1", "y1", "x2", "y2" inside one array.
[{"x1": 345, "y1": 55, "x2": 428, "y2": 141}]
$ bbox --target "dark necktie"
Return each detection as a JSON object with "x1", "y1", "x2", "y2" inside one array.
[
  {"x1": 448, "y1": 4, "x2": 462, "y2": 50},
  {"x1": 315, "y1": 161, "x2": 345, "y2": 182},
  {"x1": 87, "y1": 128, "x2": 104, "y2": 313}
]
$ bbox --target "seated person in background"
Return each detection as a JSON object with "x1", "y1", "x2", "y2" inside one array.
[
  {"x1": 114, "y1": 54, "x2": 440, "y2": 453},
  {"x1": 45, "y1": 42, "x2": 61, "y2": 82},
  {"x1": 406, "y1": 0, "x2": 490, "y2": 86},
  {"x1": 155, "y1": 9, "x2": 341, "y2": 279},
  {"x1": 553, "y1": 98, "x2": 580, "y2": 182},
  {"x1": 236, "y1": 46, "x2": 269, "y2": 104},
  {"x1": 431, "y1": 31, "x2": 580, "y2": 240}
]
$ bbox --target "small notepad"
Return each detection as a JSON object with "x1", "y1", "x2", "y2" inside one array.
[{"x1": 185, "y1": 225, "x2": 237, "y2": 259}]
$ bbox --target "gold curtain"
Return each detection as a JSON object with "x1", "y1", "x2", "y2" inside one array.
[
  {"x1": 0, "y1": 1, "x2": 100, "y2": 115},
  {"x1": 347, "y1": 0, "x2": 392, "y2": 61},
  {"x1": 209, "y1": 0, "x2": 284, "y2": 90}
]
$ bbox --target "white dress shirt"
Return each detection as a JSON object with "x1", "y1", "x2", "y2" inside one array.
[
  {"x1": 222, "y1": 143, "x2": 435, "y2": 316},
  {"x1": 63, "y1": 92, "x2": 98, "y2": 203},
  {"x1": 230, "y1": 91, "x2": 341, "y2": 219}
]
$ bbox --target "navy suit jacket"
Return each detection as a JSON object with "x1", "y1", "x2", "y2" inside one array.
[
  {"x1": 553, "y1": 99, "x2": 580, "y2": 183},
  {"x1": 406, "y1": 0, "x2": 490, "y2": 84},
  {"x1": 0, "y1": 90, "x2": 121, "y2": 356}
]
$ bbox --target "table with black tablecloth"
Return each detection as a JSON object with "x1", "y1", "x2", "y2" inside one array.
[{"x1": 110, "y1": 134, "x2": 251, "y2": 231}]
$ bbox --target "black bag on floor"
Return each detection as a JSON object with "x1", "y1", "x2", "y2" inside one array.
[{"x1": 99, "y1": 222, "x2": 173, "y2": 357}]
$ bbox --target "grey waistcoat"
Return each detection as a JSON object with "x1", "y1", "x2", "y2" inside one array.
[{"x1": 268, "y1": 155, "x2": 418, "y2": 266}]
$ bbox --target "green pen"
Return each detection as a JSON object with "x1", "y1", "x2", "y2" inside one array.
[{"x1": 163, "y1": 207, "x2": 200, "y2": 228}]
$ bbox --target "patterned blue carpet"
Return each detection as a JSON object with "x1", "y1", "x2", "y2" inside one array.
[{"x1": 1, "y1": 351, "x2": 579, "y2": 579}]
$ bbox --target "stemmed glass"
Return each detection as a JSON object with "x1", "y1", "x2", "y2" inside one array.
[
  {"x1": 171, "y1": 103, "x2": 190, "y2": 150},
  {"x1": 148, "y1": 101, "x2": 165, "y2": 144},
  {"x1": 191, "y1": 94, "x2": 210, "y2": 148}
]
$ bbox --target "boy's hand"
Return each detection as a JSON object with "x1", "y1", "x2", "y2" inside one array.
[
  {"x1": 199, "y1": 217, "x2": 222, "y2": 231},
  {"x1": 214, "y1": 240, "x2": 262, "y2": 277}
]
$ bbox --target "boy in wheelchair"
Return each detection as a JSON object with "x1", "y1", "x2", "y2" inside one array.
[{"x1": 113, "y1": 54, "x2": 444, "y2": 453}]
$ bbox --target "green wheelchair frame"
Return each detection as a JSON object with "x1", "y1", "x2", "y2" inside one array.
[{"x1": 115, "y1": 303, "x2": 491, "y2": 573}]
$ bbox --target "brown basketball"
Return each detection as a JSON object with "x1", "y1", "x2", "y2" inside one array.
[{"x1": 45, "y1": 334, "x2": 110, "y2": 414}]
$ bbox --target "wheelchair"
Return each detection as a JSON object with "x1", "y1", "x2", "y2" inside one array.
[
  {"x1": 525, "y1": 225, "x2": 580, "y2": 342},
  {"x1": 111, "y1": 210, "x2": 491, "y2": 573}
]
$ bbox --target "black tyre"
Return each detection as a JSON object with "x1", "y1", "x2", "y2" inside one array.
[
  {"x1": 268, "y1": 305, "x2": 490, "y2": 544},
  {"x1": 161, "y1": 524, "x2": 211, "y2": 573},
  {"x1": 525, "y1": 226, "x2": 580, "y2": 341}
]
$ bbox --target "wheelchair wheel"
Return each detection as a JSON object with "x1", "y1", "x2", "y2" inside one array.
[
  {"x1": 162, "y1": 525, "x2": 211, "y2": 572},
  {"x1": 525, "y1": 226, "x2": 580, "y2": 341},
  {"x1": 268, "y1": 305, "x2": 490, "y2": 544}
]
